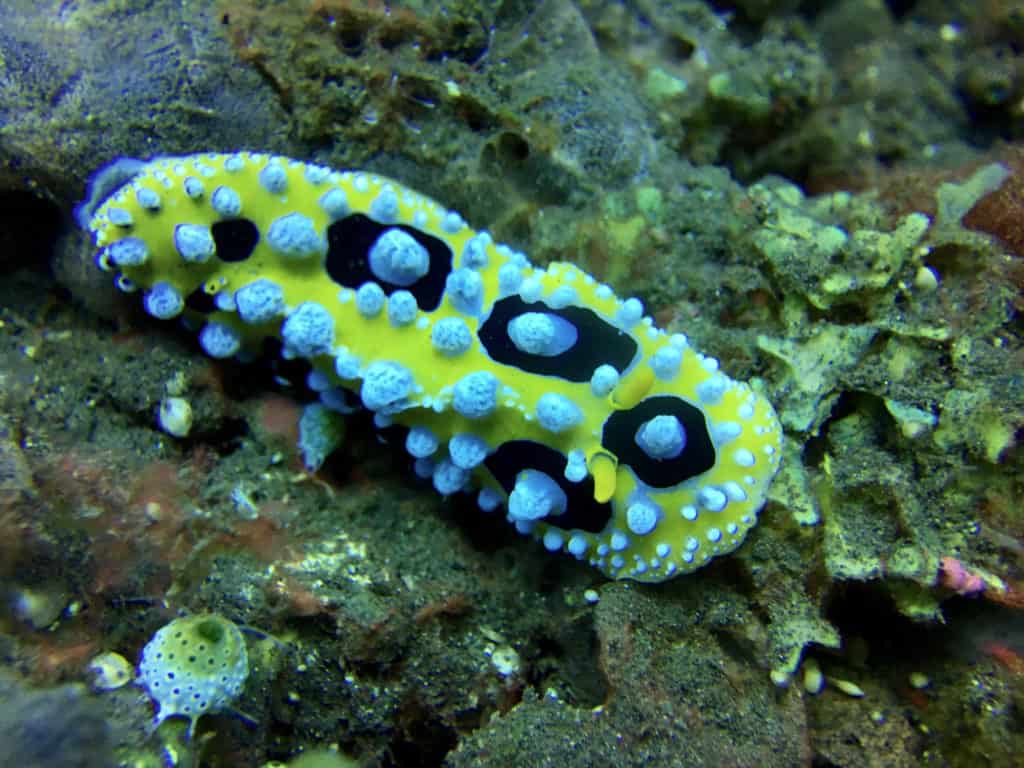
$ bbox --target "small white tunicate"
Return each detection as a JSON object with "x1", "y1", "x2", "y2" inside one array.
[
  {"x1": 914, "y1": 265, "x2": 939, "y2": 292},
  {"x1": 158, "y1": 396, "x2": 193, "y2": 438},
  {"x1": 88, "y1": 651, "x2": 135, "y2": 691},
  {"x1": 489, "y1": 645, "x2": 521, "y2": 677},
  {"x1": 908, "y1": 672, "x2": 930, "y2": 690},
  {"x1": 802, "y1": 658, "x2": 824, "y2": 695}
]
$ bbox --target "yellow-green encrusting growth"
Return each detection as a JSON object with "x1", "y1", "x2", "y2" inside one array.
[{"x1": 84, "y1": 152, "x2": 782, "y2": 582}]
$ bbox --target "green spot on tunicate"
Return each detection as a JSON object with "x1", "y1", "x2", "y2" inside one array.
[{"x1": 196, "y1": 617, "x2": 226, "y2": 644}]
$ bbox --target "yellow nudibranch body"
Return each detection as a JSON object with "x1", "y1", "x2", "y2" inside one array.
[{"x1": 84, "y1": 152, "x2": 782, "y2": 583}]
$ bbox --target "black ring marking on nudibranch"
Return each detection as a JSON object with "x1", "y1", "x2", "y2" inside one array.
[
  {"x1": 184, "y1": 286, "x2": 218, "y2": 314},
  {"x1": 325, "y1": 214, "x2": 452, "y2": 311},
  {"x1": 484, "y1": 440, "x2": 611, "y2": 533},
  {"x1": 268, "y1": 340, "x2": 314, "y2": 391},
  {"x1": 602, "y1": 396, "x2": 715, "y2": 488},
  {"x1": 478, "y1": 296, "x2": 638, "y2": 383},
  {"x1": 211, "y1": 219, "x2": 260, "y2": 263}
]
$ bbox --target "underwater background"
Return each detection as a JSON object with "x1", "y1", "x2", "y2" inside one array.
[{"x1": 0, "y1": 1, "x2": 1022, "y2": 766}]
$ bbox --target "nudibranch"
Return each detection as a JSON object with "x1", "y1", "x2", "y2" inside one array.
[{"x1": 82, "y1": 152, "x2": 782, "y2": 582}]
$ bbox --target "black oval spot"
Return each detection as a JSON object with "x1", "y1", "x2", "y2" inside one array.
[
  {"x1": 483, "y1": 440, "x2": 611, "y2": 534},
  {"x1": 212, "y1": 218, "x2": 260, "y2": 262},
  {"x1": 325, "y1": 214, "x2": 452, "y2": 311},
  {"x1": 478, "y1": 296, "x2": 638, "y2": 383},
  {"x1": 184, "y1": 286, "x2": 218, "y2": 314},
  {"x1": 602, "y1": 396, "x2": 715, "y2": 489}
]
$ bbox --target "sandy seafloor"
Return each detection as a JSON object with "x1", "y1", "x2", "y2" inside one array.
[{"x1": 0, "y1": 1, "x2": 1023, "y2": 766}]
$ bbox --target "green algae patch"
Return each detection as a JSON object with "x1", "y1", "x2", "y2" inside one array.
[
  {"x1": 750, "y1": 179, "x2": 931, "y2": 311},
  {"x1": 758, "y1": 324, "x2": 878, "y2": 434}
]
